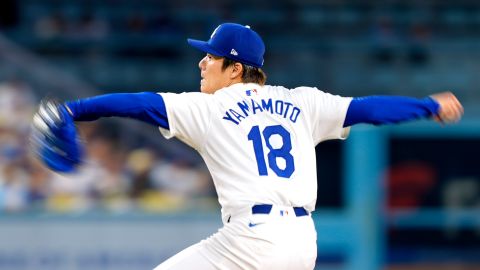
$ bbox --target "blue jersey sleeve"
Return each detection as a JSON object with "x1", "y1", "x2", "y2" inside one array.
[
  {"x1": 65, "y1": 92, "x2": 169, "y2": 129},
  {"x1": 343, "y1": 96, "x2": 440, "y2": 127}
]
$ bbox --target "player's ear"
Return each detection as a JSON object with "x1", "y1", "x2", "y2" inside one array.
[{"x1": 230, "y1": 62, "x2": 243, "y2": 80}]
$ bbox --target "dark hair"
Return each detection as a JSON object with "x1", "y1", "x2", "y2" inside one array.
[{"x1": 222, "y1": 58, "x2": 267, "y2": 86}]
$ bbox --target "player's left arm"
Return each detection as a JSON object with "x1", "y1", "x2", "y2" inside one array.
[
  {"x1": 343, "y1": 91, "x2": 463, "y2": 127},
  {"x1": 429, "y1": 92, "x2": 464, "y2": 124}
]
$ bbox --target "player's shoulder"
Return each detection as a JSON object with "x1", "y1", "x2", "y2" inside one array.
[
  {"x1": 160, "y1": 91, "x2": 216, "y2": 111},
  {"x1": 260, "y1": 84, "x2": 308, "y2": 94},
  {"x1": 264, "y1": 85, "x2": 326, "y2": 93},
  {"x1": 290, "y1": 86, "x2": 324, "y2": 94},
  {"x1": 291, "y1": 86, "x2": 346, "y2": 101},
  {"x1": 264, "y1": 85, "x2": 329, "y2": 99},
  {"x1": 161, "y1": 91, "x2": 214, "y2": 102},
  {"x1": 161, "y1": 91, "x2": 212, "y2": 98}
]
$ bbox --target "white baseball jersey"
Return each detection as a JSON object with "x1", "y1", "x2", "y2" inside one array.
[{"x1": 159, "y1": 83, "x2": 351, "y2": 216}]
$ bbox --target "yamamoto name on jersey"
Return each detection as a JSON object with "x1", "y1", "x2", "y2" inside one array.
[{"x1": 222, "y1": 98, "x2": 301, "y2": 125}]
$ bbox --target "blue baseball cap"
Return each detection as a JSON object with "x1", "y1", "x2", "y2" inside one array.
[{"x1": 187, "y1": 23, "x2": 265, "y2": 68}]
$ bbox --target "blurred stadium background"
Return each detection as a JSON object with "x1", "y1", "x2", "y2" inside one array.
[{"x1": 0, "y1": 0, "x2": 479, "y2": 269}]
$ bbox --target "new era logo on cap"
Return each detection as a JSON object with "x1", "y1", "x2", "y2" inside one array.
[{"x1": 187, "y1": 23, "x2": 265, "y2": 68}]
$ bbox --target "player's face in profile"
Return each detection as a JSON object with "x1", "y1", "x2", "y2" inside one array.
[{"x1": 198, "y1": 54, "x2": 233, "y2": 94}]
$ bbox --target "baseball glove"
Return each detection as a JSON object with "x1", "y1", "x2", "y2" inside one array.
[{"x1": 31, "y1": 98, "x2": 83, "y2": 172}]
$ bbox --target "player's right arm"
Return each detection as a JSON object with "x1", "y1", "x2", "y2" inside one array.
[
  {"x1": 31, "y1": 92, "x2": 171, "y2": 172},
  {"x1": 32, "y1": 91, "x2": 212, "y2": 172},
  {"x1": 67, "y1": 91, "x2": 212, "y2": 149},
  {"x1": 65, "y1": 92, "x2": 170, "y2": 129}
]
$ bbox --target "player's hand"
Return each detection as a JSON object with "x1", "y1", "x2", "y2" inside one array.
[
  {"x1": 30, "y1": 98, "x2": 84, "y2": 172},
  {"x1": 429, "y1": 91, "x2": 464, "y2": 124}
]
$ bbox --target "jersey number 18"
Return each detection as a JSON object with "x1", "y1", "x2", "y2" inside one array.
[{"x1": 247, "y1": 125, "x2": 295, "y2": 178}]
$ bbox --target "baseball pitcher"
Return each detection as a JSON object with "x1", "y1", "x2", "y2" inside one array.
[{"x1": 31, "y1": 23, "x2": 463, "y2": 270}]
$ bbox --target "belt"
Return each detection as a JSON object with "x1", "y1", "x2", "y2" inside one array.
[{"x1": 252, "y1": 204, "x2": 309, "y2": 217}]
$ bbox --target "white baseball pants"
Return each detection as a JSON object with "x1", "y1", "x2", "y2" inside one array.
[{"x1": 153, "y1": 205, "x2": 317, "y2": 270}]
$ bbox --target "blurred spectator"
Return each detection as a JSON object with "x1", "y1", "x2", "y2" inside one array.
[
  {"x1": 126, "y1": 148, "x2": 156, "y2": 199},
  {"x1": 34, "y1": 12, "x2": 68, "y2": 40},
  {"x1": 26, "y1": 157, "x2": 51, "y2": 208},
  {"x1": 370, "y1": 15, "x2": 398, "y2": 65},
  {"x1": 0, "y1": 79, "x2": 36, "y2": 132},
  {"x1": 0, "y1": 130, "x2": 35, "y2": 213},
  {"x1": 0, "y1": 80, "x2": 36, "y2": 212},
  {"x1": 150, "y1": 157, "x2": 211, "y2": 198},
  {"x1": 87, "y1": 135, "x2": 129, "y2": 207},
  {"x1": 126, "y1": 13, "x2": 147, "y2": 34},
  {"x1": 46, "y1": 132, "x2": 130, "y2": 212},
  {"x1": 46, "y1": 161, "x2": 104, "y2": 212},
  {"x1": 0, "y1": 163, "x2": 29, "y2": 212},
  {"x1": 150, "y1": 12, "x2": 177, "y2": 35},
  {"x1": 125, "y1": 147, "x2": 214, "y2": 212},
  {"x1": 0, "y1": 132, "x2": 29, "y2": 212},
  {"x1": 407, "y1": 22, "x2": 431, "y2": 66},
  {"x1": 71, "y1": 12, "x2": 110, "y2": 41}
]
